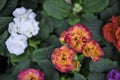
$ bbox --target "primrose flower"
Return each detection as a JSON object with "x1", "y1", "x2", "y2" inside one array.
[
  {"x1": 111, "y1": 16, "x2": 120, "y2": 26},
  {"x1": 18, "y1": 68, "x2": 44, "y2": 80},
  {"x1": 5, "y1": 34, "x2": 27, "y2": 55},
  {"x1": 51, "y1": 46, "x2": 75, "y2": 73},
  {"x1": 103, "y1": 23, "x2": 118, "y2": 43},
  {"x1": 8, "y1": 7, "x2": 39, "y2": 38},
  {"x1": 59, "y1": 31, "x2": 68, "y2": 44},
  {"x1": 64, "y1": 24, "x2": 92, "y2": 53},
  {"x1": 82, "y1": 40, "x2": 104, "y2": 62},
  {"x1": 107, "y1": 69, "x2": 120, "y2": 80}
]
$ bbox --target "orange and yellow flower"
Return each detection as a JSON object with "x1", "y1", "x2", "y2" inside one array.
[
  {"x1": 18, "y1": 68, "x2": 44, "y2": 80},
  {"x1": 63, "y1": 24, "x2": 92, "y2": 53},
  {"x1": 82, "y1": 40, "x2": 104, "y2": 62},
  {"x1": 103, "y1": 23, "x2": 118, "y2": 43},
  {"x1": 51, "y1": 46, "x2": 76, "y2": 73}
]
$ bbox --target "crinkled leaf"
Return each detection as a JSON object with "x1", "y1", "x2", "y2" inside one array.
[
  {"x1": 100, "y1": 2, "x2": 120, "y2": 21},
  {"x1": 47, "y1": 35, "x2": 62, "y2": 48},
  {"x1": 12, "y1": 59, "x2": 30, "y2": 79},
  {"x1": 0, "y1": 0, "x2": 7, "y2": 12},
  {"x1": 74, "y1": 73, "x2": 86, "y2": 80},
  {"x1": 88, "y1": 73, "x2": 105, "y2": 80},
  {"x1": 80, "y1": 13, "x2": 103, "y2": 41},
  {"x1": 82, "y1": 0, "x2": 109, "y2": 13},
  {"x1": 0, "y1": 0, "x2": 18, "y2": 16},
  {"x1": 0, "y1": 17, "x2": 13, "y2": 34},
  {"x1": 43, "y1": 0, "x2": 71, "y2": 20},
  {"x1": 89, "y1": 58, "x2": 118, "y2": 72}
]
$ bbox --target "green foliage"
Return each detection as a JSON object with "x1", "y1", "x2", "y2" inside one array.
[
  {"x1": 0, "y1": 0, "x2": 18, "y2": 16},
  {"x1": 0, "y1": 17, "x2": 13, "y2": 34},
  {"x1": 0, "y1": 74, "x2": 13, "y2": 80},
  {"x1": 12, "y1": 59, "x2": 30, "y2": 79},
  {"x1": 89, "y1": 58, "x2": 118, "y2": 73},
  {"x1": 88, "y1": 73, "x2": 105, "y2": 80},
  {"x1": 43, "y1": 0, "x2": 71, "y2": 20},
  {"x1": 74, "y1": 73, "x2": 86, "y2": 80},
  {"x1": 0, "y1": 0, "x2": 7, "y2": 12},
  {"x1": 80, "y1": 13, "x2": 103, "y2": 41},
  {"x1": 82, "y1": 0, "x2": 109, "y2": 13}
]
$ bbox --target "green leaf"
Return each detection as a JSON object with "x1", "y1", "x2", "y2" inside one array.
[
  {"x1": 43, "y1": 0, "x2": 71, "y2": 20},
  {"x1": 12, "y1": 59, "x2": 30, "y2": 79},
  {"x1": 0, "y1": 0, "x2": 7, "y2": 12},
  {"x1": 100, "y1": 2, "x2": 120, "y2": 21},
  {"x1": 0, "y1": 0, "x2": 18, "y2": 16},
  {"x1": 82, "y1": 0, "x2": 109, "y2": 13},
  {"x1": 103, "y1": 46, "x2": 114, "y2": 58},
  {"x1": 74, "y1": 73, "x2": 86, "y2": 80},
  {"x1": 37, "y1": 19, "x2": 50, "y2": 40},
  {"x1": 88, "y1": 73, "x2": 105, "y2": 80},
  {"x1": 89, "y1": 58, "x2": 118, "y2": 72},
  {"x1": 44, "y1": 69, "x2": 60, "y2": 80},
  {"x1": 0, "y1": 17, "x2": 13, "y2": 34},
  {"x1": 47, "y1": 35, "x2": 62, "y2": 48},
  {"x1": 80, "y1": 13, "x2": 103, "y2": 41},
  {"x1": 0, "y1": 31, "x2": 9, "y2": 56}
]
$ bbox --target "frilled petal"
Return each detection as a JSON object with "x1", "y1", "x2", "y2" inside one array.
[
  {"x1": 18, "y1": 68, "x2": 44, "y2": 80},
  {"x1": 65, "y1": 24, "x2": 92, "y2": 53},
  {"x1": 82, "y1": 40, "x2": 104, "y2": 62},
  {"x1": 51, "y1": 46, "x2": 75, "y2": 73},
  {"x1": 111, "y1": 16, "x2": 120, "y2": 26},
  {"x1": 103, "y1": 23, "x2": 117, "y2": 43}
]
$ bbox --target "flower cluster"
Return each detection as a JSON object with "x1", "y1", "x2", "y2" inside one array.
[
  {"x1": 18, "y1": 68, "x2": 44, "y2": 80},
  {"x1": 103, "y1": 16, "x2": 120, "y2": 51},
  {"x1": 107, "y1": 69, "x2": 120, "y2": 80},
  {"x1": 5, "y1": 7, "x2": 39, "y2": 55},
  {"x1": 51, "y1": 24, "x2": 104, "y2": 73},
  {"x1": 51, "y1": 46, "x2": 80, "y2": 73},
  {"x1": 59, "y1": 24, "x2": 104, "y2": 62}
]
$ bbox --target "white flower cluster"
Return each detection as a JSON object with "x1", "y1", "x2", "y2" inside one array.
[{"x1": 5, "y1": 7, "x2": 39, "y2": 55}]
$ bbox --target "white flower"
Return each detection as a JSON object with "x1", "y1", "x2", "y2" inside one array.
[
  {"x1": 8, "y1": 22, "x2": 18, "y2": 34},
  {"x1": 5, "y1": 34, "x2": 27, "y2": 55},
  {"x1": 13, "y1": 7, "x2": 26, "y2": 17}
]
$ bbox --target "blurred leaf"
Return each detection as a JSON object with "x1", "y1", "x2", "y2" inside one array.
[
  {"x1": 103, "y1": 46, "x2": 114, "y2": 58},
  {"x1": 37, "y1": 19, "x2": 50, "y2": 40},
  {"x1": 0, "y1": 31, "x2": 9, "y2": 56},
  {"x1": 0, "y1": 74, "x2": 13, "y2": 80},
  {"x1": 43, "y1": 0, "x2": 71, "y2": 20},
  {"x1": 0, "y1": 0, "x2": 7, "y2": 12},
  {"x1": 47, "y1": 35, "x2": 62, "y2": 48},
  {"x1": 44, "y1": 69, "x2": 60, "y2": 80},
  {"x1": 80, "y1": 13, "x2": 103, "y2": 41},
  {"x1": 12, "y1": 59, "x2": 30, "y2": 79},
  {"x1": 82, "y1": 0, "x2": 109, "y2": 13},
  {"x1": 0, "y1": 17, "x2": 13, "y2": 34},
  {"x1": 100, "y1": 2, "x2": 120, "y2": 21},
  {"x1": 89, "y1": 58, "x2": 118, "y2": 72},
  {"x1": 0, "y1": 0, "x2": 18, "y2": 16},
  {"x1": 88, "y1": 73, "x2": 105, "y2": 80},
  {"x1": 67, "y1": 14, "x2": 80, "y2": 25},
  {"x1": 74, "y1": 73, "x2": 86, "y2": 80}
]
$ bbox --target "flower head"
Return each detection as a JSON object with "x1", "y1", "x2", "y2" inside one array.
[
  {"x1": 103, "y1": 23, "x2": 118, "y2": 43},
  {"x1": 59, "y1": 31, "x2": 68, "y2": 44},
  {"x1": 65, "y1": 24, "x2": 92, "y2": 53},
  {"x1": 111, "y1": 16, "x2": 120, "y2": 26},
  {"x1": 82, "y1": 40, "x2": 104, "y2": 62},
  {"x1": 5, "y1": 34, "x2": 27, "y2": 55},
  {"x1": 107, "y1": 69, "x2": 120, "y2": 80},
  {"x1": 51, "y1": 46, "x2": 75, "y2": 73},
  {"x1": 18, "y1": 68, "x2": 44, "y2": 80}
]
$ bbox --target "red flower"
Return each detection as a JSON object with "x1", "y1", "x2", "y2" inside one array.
[
  {"x1": 103, "y1": 23, "x2": 118, "y2": 43},
  {"x1": 114, "y1": 40, "x2": 120, "y2": 51},
  {"x1": 82, "y1": 40, "x2": 104, "y2": 62},
  {"x1": 65, "y1": 24, "x2": 92, "y2": 53},
  {"x1": 18, "y1": 68, "x2": 44, "y2": 80},
  {"x1": 111, "y1": 16, "x2": 120, "y2": 26},
  {"x1": 51, "y1": 46, "x2": 75, "y2": 73}
]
